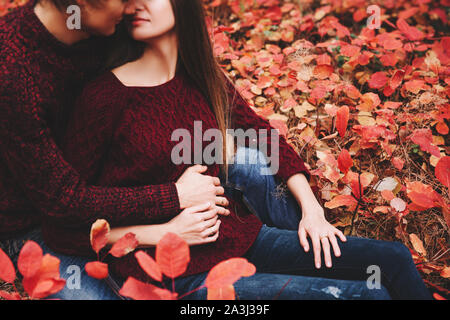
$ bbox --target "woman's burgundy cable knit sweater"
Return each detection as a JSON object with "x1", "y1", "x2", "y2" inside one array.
[
  {"x1": 42, "y1": 65, "x2": 312, "y2": 281},
  {"x1": 0, "y1": 1, "x2": 181, "y2": 240}
]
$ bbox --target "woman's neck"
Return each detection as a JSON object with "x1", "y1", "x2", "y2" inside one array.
[
  {"x1": 34, "y1": 1, "x2": 90, "y2": 45},
  {"x1": 113, "y1": 30, "x2": 179, "y2": 87}
]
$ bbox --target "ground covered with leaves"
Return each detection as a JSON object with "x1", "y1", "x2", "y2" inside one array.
[{"x1": 1, "y1": 0, "x2": 449, "y2": 297}]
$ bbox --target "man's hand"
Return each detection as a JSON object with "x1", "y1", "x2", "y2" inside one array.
[{"x1": 175, "y1": 165, "x2": 230, "y2": 216}]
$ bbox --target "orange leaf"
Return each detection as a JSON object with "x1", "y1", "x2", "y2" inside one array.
[
  {"x1": 269, "y1": 119, "x2": 288, "y2": 138},
  {"x1": 392, "y1": 157, "x2": 405, "y2": 170},
  {"x1": 440, "y1": 267, "x2": 450, "y2": 278},
  {"x1": 324, "y1": 195, "x2": 357, "y2": 209},
  {"x1": 135, "y1": 251, "x2": 162, "y2": 282},
  {"x1": 336, "y1": 105, "x2": 349, "y2": 138},
  {"x1": 156, "y1": 233, "x2": 190, "y2": 279},
  {"x1": 119, "y1": 277, "x2": 177, "y2": 300},
  {"x1": 109, "y1": 232, "x2": 139, "y2": 258},
  {"x1": 407, "y1": 181, "x2": 439, "y2": 209},
  {"x1": 205, "y1": 258, "x2": 256, "y2": 289},
  {"x1": 90, "y1": 219, "x2": 110, "y2": 254},
  {"x1": 207, "y1": 285, "x2": 236, "y2": 300},
  {"x1": 313, "y1": 64, "x2": 334, "y2": 80},
  {"x1": 0, "y1": 248, "x2": 16, "y2": 283},
  {"x1": 337, "y1": 149, "x2": 352, "y2": 174},
  {"x1": 85, "y1": 261, "x2": 109, "y2": 280},
  {"x1": 435, "y1": 156, "x2": 450, "y2": 188},
  {"x1": 17, "y1": 241, "x2": 43, "y2": 279},
  {"x1": 409, "y1": 234, "x2": 427, "y2": 257},
  {"x1": 381, "y1": 190, "x2": 395, "y2": 201}
]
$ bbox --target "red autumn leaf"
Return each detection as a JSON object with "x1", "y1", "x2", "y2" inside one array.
[
  {"x1": 156, "y1": 232, "x2": 190, "y2": 279},
  {"x1": 337, "y1": 149, "x2": 353, "y2": 174},
  {"x1": 17, "y1": 240, "x2": 43, "y2": 279},
  {"x1": 324, "y1": 195, "x2": 358, "y2": 209},
  {"x1": 435, "y1": 156, "x2": 450, "y2": 188},
  {"x1": 119, "y1": 277, "x2": 177, "y2": 300},
  {"x1": 85, "y1": 261, "x2": 109, "y2": 280},
  {"x1": 109, "y1": 232, "x2": 139, "y2": 258},
  {"x1": 389, "y1": 70, "x2": 405, "y2": 89},
  {"x1": 22, "y1": 254, "x2": 66, "y2": 299},
  {"x1": 368, "y1": 72, "x2": 388, "y2": 89},
  {"x1": 205, "y1": 257, "x2": 256, "y2": 289},
  {"x1": 408, "y1": 129, "x2": 441, "y2": 157},
  {"x1": 310, "y1": 85, "x2": 328, "y2": 101},
  {"x1": 135, "y1": 250, "x2": 162, "y2": 282},
  {"x1": 336, "y1": 105, "x2": 349, "y2": 138},
  {"x1": 0, "y1": 248, "x2": 16, "y2": 284},
  {"x1": 392, "y1": 157, "x2": 405, "y2": 170},
  {"x1": 269, "y1": 119, "x2": 288, "y2": 138},
  {"x1": 207, "y1": 285, "x2": 235, "y2": 300},
  {"x1": 0, "y1": 290, "x2": 21, "y2": 300},
  {"x1": 313, "y1": 64, "x2": 334, "y2": 79},
  {"x1": 90, "y1": 219, "x2": 110, "y2": 254},
  {"x1": 396, "y1": 18, "x2": 424, "y2": 41},
  {"x1": 407, "y1": 181, "x2": 439, "y2": 209},
  {"x1": 351, "y1": 178, "x2": 364, "y2": 200}
]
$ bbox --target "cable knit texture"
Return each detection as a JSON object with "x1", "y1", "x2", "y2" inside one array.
[
  {"x1": 42, "y1": 64, "x2": 312, "y2": 281},
  {"x1": 0, "y1": 0, "x2": 181, "y2": 240}
]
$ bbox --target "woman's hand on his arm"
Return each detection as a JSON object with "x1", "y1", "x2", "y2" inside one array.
[
  {"x1": 166, "y1": 202, "x2": 221, "y2": 246},
  {"x1": 108, "y1": 202, "x2": 221, "y2": 248},
  {"x1": 175, "y1": 165, "x2": 230, "y2": 216}
]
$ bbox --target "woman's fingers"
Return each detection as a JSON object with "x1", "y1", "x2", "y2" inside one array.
[
  {"x1": 298, "y1": 226, "x2": 309, "y2": 252},
  {"x1": 311, "y1": 234, "x2": 322, "y2": 269},
  {"x1": 335, "y1": 229, "x2": 347, "y2": 242},
  {"x1": 201, "y1": 220, "x2": 221, "y2": 239},
  {"x1": 320, "y1": 236, "x2": 332, "y2": 268},
  {"x1": 328, "y1": 233, "x2": 341, "y2": 257}
]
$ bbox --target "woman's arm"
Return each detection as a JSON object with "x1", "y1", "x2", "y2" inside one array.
[{"x1": 108, "y1": 202, "x2": 221, "y2": 247}]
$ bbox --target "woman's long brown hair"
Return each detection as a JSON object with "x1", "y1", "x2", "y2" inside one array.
[{"x1": 104, "y1": 0, "x2": 232, "y2": 180}]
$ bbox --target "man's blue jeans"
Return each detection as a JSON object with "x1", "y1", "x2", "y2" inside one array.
[{"x1": 166, "y1": 147, "x2": 432, "y2": 300}]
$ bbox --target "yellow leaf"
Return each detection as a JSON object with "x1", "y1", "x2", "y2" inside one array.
[{"x1": 409, "y1": 233, "x2": 427, "y2": 257}]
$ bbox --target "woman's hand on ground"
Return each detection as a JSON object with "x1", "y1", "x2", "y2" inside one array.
[
  {"x1": 175, "y1": 165, "x2": 230, "y2": 216},
  {"x1": 167, "y1": 202, "x2": 221, "y2": 245},
  {"x1": 298, "y1": 205, "x2": 347, "y2": 269}
]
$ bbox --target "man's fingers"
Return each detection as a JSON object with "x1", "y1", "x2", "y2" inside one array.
[
  {"x1": 311, "y1": 235, "x2": 322, "y2": 269},
  {"x1": 298, "y1": 227, "x2": 309, "y2": 252},
  {"x1": 184, "y1": 201, "x2": 212, "y2": 214},
  {"x1": 215, "y1": 186, "x2": 225, "y2": 195},
  {"x1": 215, "y1": 205, "x2": 230, "y2": 216},
  {"x1": 328, "y1": 233, "x2": 341, "y2": 258},
  {"x1": 191, "y1": 164, "x2": 208, "y2": 173},
  {"x1": 215, "y1": 196, "x2": 229, "y2": 207},
  {"x1": 320, "y1": 236, "x2": 332, "y2": 268},
  {"x1": 211, "y1": 177, "x2": 221, "y2": 186}
]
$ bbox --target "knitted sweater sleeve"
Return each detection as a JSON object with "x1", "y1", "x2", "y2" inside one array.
[
  {"x1": 0, "y1": 56, "x2": 180, "y2": 229},
  {"x1": 226, "y1": 78, "x2": 311, "y2": 183}
]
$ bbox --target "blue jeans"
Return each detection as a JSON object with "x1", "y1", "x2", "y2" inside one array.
[
  {"x1": 0, "y1": 228, "x2": 121, "y2": 300},
  {"x1": 165, "y1": 147, "x2": 432, "y2": 300}
]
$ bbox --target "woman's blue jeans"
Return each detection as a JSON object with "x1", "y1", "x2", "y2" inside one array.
[{"x1": 166, "y1": 147, "x2": 432, "y2": 300}]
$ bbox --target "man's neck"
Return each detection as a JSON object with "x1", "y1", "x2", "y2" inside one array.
[{"x1": 34, "y1": 1, "x2": 90, "y2": 46}]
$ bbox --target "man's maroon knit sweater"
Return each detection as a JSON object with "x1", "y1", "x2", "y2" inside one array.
[
  {"x1": 42, "y1": 65, "x2": 312, "y2": 281},
  {"x1": 0, "y1": 1, "x2": 182, "y2": 240}
]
